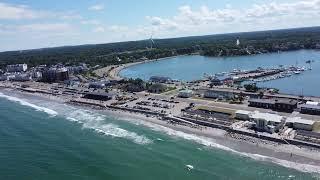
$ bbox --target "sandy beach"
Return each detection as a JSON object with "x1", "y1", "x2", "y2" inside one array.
[{"x1": 1, "y1": 87, "x2": 320, "y2": 170}]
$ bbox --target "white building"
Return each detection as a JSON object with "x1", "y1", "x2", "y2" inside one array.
[
  {"x1": 178, "y1": 89, "x2": 193, "y2": 98},
  {"x1": 236, "y1": 110, "x2": 315, "y2": 133},
  {"x1": 0, "y1": 74, "x2": 16, "y2": 81},
  {"x1": 235, "y1": 110, "x2": 251, "y2": 120},
  {"x1": 306, "y1": 101, "x2": 320, "y2": 106},
  {"x1": 250, "y1": 112, "x2": 284, "y2": 133},
  {"x1": 12, "y1": 74, "x2": 32, "y2": 82},
  {"x1": 6, "y1": 64, "x2": 28, "y2": 72},
  {"x1": 204, "y1": 89, "x2": 234, "y2": 99},
  {"x1": 286, "y1": 117, "x2": 314, "y2": 131},
  {"x1": 31, "y1": 71, "x2": 42, "y2": 79}
]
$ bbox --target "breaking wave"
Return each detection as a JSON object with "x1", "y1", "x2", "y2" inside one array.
[
  {"x1": 118, "y1": 116, "x2": 320, "y2": 174},
  {"x1": 1, "y1": 91, "x2": 319, "y2": 174},
  {"x1": 66, "y1": 109, "x2": 152, "y2": 145},
  {"x1": 0, "y1": 92, "x2": 58, "y2": 116}
]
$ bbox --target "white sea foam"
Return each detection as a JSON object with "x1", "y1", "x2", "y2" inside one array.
[
  {"x1": 1, "y1": 92, "x2": 319, "y2": 174},
  {"x1": 66, "y1": 109, "x2": 152, "y2": 145},
  {"x1": 0, "y1": 92, "x2": 58, "y2": 116},
  {"x1": 117, "y1": 117, "x2": 320, "y2": 174}
]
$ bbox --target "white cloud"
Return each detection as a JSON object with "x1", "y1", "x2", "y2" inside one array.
[
  {"x1": 81, "y1": 20, "x2": 101, "y2": 25},
  {"x1": 88, "y1": 4, "x2": 105, "y2": 11},
  {"x1": 93, "y1": 26, "x2": 105, "y2": 33},
  {"x1": 60, "y1": 13, "x2": 83, "y2": 20},
  {"x1": 0, "y1": 2, "x2": 41, "y2": 20},
  {"x1": 2, "y1": 0, "x2": 320, "y2": 52},
  {"x1": 0, "y1": 2, "x2": 84, "y2": 21},
  {"x1": 0, "y1": 23, "x2": 74, "y2": 36},
  {"x1": 18, "y1": 23, "x2": 73, "y2": 32},
  {"x1": 145, "y1": 0, "x2": 320, "y2": 37},
  {"x1": 109, "y1": 25, "x2": 129, "y2": 32}
]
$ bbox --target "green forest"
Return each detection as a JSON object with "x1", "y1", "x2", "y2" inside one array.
[{"x1": 1, "y1": 26, "x2": 320, "y2": 69}]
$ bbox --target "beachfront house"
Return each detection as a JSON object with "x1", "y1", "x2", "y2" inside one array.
[
  {"x1": 204, "y1": 89, "x2": 234, "y2": 100},
  {"x1": 248, "y1": 98, "x2": 275, "y2": 109},
  {"x1": 248, "y1": 98, "x2": 298, "y2": 113},
  {"x1": 178, "y1": 89, "x2": 193, "y2": 98},
  {"x1": 285, "y1": 117, "x2": 315, "y2": 131},
  {"x1": 235, "y1": 110, "x2": 252, "y2": 120},
  {"x1": 6, "y1": 64, "x2": 28, "y2": 72},
  {"x1": 83, "y1": 92, "x2": 113, "y2": 101},
  {"x1": 250, "y1": 112, "x2": 284, "y2": 133},
  {"x1": 299, "y1": 104, "x2": 320, "y2": 115},
  {"x1": 274, "y1": 99, "x2": 298, "y2": 113}
]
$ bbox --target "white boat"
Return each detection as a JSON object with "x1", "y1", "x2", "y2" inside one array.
[{"x1": 186, "y1": 165, "x2": 194, "y2": 171}]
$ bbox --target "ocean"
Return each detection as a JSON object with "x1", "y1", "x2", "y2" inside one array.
[
  {"x1": 120, "y1": 50, "x2": 320, "y2": 96},
  {"x1": 0, "y1": 91, "x2": 319, "y2": 179}
]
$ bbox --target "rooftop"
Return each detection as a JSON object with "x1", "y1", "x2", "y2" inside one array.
[
  {"x1": 235, "y1": 110, "x2": 251, "y2": 115},
  {"x1": 179, "y1": 89, "x2": 193, "y2": 93},
  {"x1": 250, "y1": 111, "x2": 283, "y2": 123},
  {"x1": 306, "y1": 101, "x2": 320, "y2": 106},
  {"x1": 195, "y1": 105, "x2": 235, "y2": 116},
  {"x1": 300, "y1": 104, "x2": 320, "y2": 110},
  {"x1": 248, "y1": 98, "x2": 275, "y2": 104},
  {"x1": 286, "y1": 117, "x2": 315, "y2": 125},
  {"x1": 275, "y1": 98, "x2": 298, "y2": 105},
  {"x1": 85, "y1": 92, "x2": 113, "y2": 97}
]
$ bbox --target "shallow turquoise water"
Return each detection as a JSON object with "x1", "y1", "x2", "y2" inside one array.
[
  {"x1": 0, "y1": 92, "x2": 319, "y2": 179},
  {"x1": 120, "y1": 50, "x2": 320, "y2": 96}
]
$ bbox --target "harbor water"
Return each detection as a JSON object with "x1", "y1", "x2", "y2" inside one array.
[
  {"x1": 120, "y1": 50, "x2": 320, "y2": 96},
  {"x1": 0, "y1": 92, "x2": 319, "y2": 179}
]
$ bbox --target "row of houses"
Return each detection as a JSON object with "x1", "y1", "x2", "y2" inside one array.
[
  {"x1": 235, "y1": 110, "x2": 315, "y2": 133},
  {"x1": 6, "y1": 64, "x2": 28, "y2": 72},
  {"x1": 83, "y1": 92, "x2": 113, "y2": 101},
  {"x1": 248, "y1": 98, "x2": 298, "y2": 113},
  {"x1": 249, "y1": 98, "x2": 320, "y2": 115},
  {"x1": 202, "y1": 89, "x2": 260, "y2": 100},
  {"x1": 2, "y1": 63, "x2": 89, "y2": 83}
]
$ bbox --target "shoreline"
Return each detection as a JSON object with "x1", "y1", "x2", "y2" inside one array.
[
  {"x1": 1, "y1": 88, "x2": 320, "y2": 172},
  {"x1": 107, "y1": 54, "x2": 190, "y2": 80},
  {"x1": 106, "y1": 50, "x2": 320, "y2": 98}
]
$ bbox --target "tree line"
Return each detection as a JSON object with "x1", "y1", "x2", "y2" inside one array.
[{"x1": 1, "y1": 26, "x2": 320, "y2": 69}]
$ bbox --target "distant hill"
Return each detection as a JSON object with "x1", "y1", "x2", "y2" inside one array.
[{"x1": 1, "y1": 26, "x2": 320, "y2": 69}]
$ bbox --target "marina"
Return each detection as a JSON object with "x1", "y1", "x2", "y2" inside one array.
[
  {"x1": 120, "y1": 50, "x2": 320, "y2": 96},
  {"x1": 217, "y1": 64, "x2": 311, "y2": 84}
]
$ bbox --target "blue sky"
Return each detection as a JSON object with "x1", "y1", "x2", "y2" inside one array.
[{"x1": 0, "y1": 0, "x2": 319, "y2": 52}]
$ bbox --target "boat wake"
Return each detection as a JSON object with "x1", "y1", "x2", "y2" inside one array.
[
  {"x1": 0, "y1": 92, "x2": 58, "y2": 116},
  {"x1": 66, "y1": 109, "x2": 152, "y2": 145}
]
